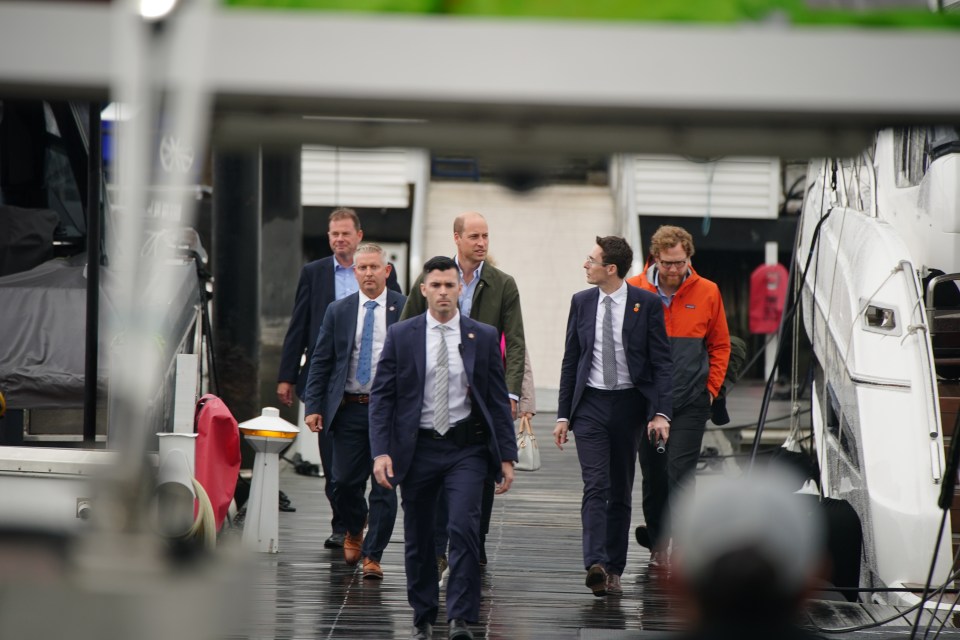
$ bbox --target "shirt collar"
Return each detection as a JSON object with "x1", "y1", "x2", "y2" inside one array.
[
  {"x1": 334, "y1": 260, "x2": 355, "y2": 272},
  {"x1": 426, "y1": 310, "x2": 461, "y2": 332},
  {"x1": 454, "y1": 255, "x2": 483, "y2": 281},
  {"x1": 360, "y1": 288, "x2": 388, "y2": 307},
  {"x1": 602, "y1": 280, "x2": 628, "y2": 305}
]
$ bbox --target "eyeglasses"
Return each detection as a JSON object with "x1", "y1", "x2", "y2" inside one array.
[
  {"x1": 658, "y1": 259, "x2": 688, "y2": 270},
  {"x1": 585, "y1": 257, "x2": 609, "y2": 267}
]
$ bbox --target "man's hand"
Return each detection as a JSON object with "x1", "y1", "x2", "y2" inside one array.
[
  {"x1": 496, "y1": 461, "x2": 515, "y2": 494},
  {"x1": 373, "y1": 455, "x2": 395, "y2": 489},
  {"x1": 647, "y1": 415, "x2": 670, "y2": 445},
  {"x1": 510, "y1": 398, "x2": 518, "y2": 420},
  {"x1": 277, "y1": 382, "x2": 295, "y2": 407},
  {"x1": 305, "y1": 414, "x2": 323, "y2": 433},
  {"x1": 553, "y1": 421, "x2": 570, "y2": 451}
]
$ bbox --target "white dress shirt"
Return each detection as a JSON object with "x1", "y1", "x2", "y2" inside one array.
[
  {"x1": 586, "y1": 281, "x2": 634, "y2": 391},
  {"x1": 421, "y1": 311, "x2": 472, "y2": 430},
  {"x1": 344, "y1": 289, "x2": 388, "y2": 394}
]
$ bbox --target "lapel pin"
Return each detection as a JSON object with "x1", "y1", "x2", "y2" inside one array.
[
  {"x1": 633, "y1": 303, "x2": 640, "y2": 313},
  {"x1": 467, "y1": 332, "x2": 475, "y2": 339},
  {"x1": 388, "y1": 305, "x2": 395, "y2": 312}
]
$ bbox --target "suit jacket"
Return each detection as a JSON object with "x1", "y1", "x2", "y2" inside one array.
[
  {"x1": 278, "y1": 255, "x2": 401, "y2": 398},
  {"x1": 368, "y1": 314, "x2": 519, "y2": 486},
  {"x1": 557, "y1": 284, "x2": 673, "y2": 424},
  {"x1": 303, "y1": 289, "x2": 407, "y2": 430},
  {"x1": 402, "y1": 262, "x2": 525, "y2": 398}
]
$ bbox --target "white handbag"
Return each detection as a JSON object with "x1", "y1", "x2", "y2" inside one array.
[{"x1": 514, "y1": 415, "x2": 541, "y2": 472}]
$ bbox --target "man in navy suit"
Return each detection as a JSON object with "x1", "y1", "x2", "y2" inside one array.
[
  {"x1": 553, "y1": 236, "x2": 673, "y2": 598},
  {"x1": 303, "y1": 243, "x2": 406, "y2": 579},
  {"x1": 277, "y1": 208, "x2": 401, "y2": 548},
  {"x1": 370, "y1": 256, "x2": 518, "y2": 640}
]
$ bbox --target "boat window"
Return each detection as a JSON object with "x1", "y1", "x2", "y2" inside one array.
[
  {"x1": 894, "y1": 127, "x2": 929, "y2": 188},
  {"x1": 895, "y1": 126, "x2": 960, "y2": 188}
]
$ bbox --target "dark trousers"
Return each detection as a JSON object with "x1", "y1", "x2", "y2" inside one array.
[
  {"x1": 330, "y1": 402, "x2": 398, "y2": 561},
  {"x1": 401, "y1": 436, "x2": 487, "y2": 627},
  {"x1": 317, "y1": 415, "x2": 346, "y2": 535},
  {"x1": 572, "y1": 387, "x2": 645, "y2": 576},
  {"x1": 433, "y1": 469, "x2": 495, "y2": 557},
  {"x1": 638, "y1": 390, "x2": 711, "y2": 549}
]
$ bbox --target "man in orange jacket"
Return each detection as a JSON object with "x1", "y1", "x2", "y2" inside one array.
[{"x1": 627, "y1": 225, "x2": 730, "y2": 565}]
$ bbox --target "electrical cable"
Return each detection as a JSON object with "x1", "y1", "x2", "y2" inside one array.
[
  {"x1": 810, "y1": 564, "x2": 960, "y2": 634},
  {"x1": 748, "y1": 204, "x2": 834, "y2": 470}
]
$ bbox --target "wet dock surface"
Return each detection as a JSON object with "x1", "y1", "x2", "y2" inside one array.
[
  {"x1": 236, "y1": 386, "x2": 960, "y2": 639},
  {"x1": 242, "y1": 410, "x2": 682, "y2": 640}
]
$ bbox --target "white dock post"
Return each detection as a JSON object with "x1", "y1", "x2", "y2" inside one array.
[
  {"x1": 239, "y1": 407, "x2": 299, "y2": 553},
  {"x1": 764, "y1": 241, "x2": 779, "y2": 381}
]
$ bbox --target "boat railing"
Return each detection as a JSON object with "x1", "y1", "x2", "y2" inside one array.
[{"x1": 906, "y1": 261, "x2": 946, "y2": 483}]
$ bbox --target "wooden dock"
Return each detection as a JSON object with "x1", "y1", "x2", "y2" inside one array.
[{"x1": 234, "y1": 391, "x2": 960, "y2": 639}]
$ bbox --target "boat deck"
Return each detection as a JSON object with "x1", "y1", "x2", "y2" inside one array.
[{"x1": 236, "y1": 386, "x2": 960, "y2": 639}]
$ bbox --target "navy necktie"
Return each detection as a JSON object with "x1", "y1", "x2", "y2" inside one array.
[{"x1": 356, "y1": 300, "x2": 378, "y2": 386}]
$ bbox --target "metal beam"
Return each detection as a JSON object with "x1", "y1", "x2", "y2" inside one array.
[{"x1": 2, "y1": 3, "x2": 960, "y2": 156}]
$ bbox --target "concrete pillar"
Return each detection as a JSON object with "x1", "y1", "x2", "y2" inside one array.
[
  {"x1": 212, "y1": 149, "x2": 261, "y2": 439},
  {"x1": 260, "y1": 150, "x2": 302, "y2": 319}
]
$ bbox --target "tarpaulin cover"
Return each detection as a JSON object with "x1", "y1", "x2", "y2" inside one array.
[{"x1": 0, "y1": 254, "x2": 200, "y2": 409}]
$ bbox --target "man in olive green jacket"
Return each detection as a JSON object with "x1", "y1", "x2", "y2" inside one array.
[{"x1": 400, "y1": 211, "x2": 526, "y2": 569}]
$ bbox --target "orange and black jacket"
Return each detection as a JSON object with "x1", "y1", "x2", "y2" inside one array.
[{"x1": 627, "y1": 263, "x2": 730, "y2": 411}]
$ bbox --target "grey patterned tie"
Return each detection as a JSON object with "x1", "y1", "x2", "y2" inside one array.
[
  {"x1": 434, "y1": 325, "x2": 450, "y2": 435},
  {"x1": 602, "y1": 295, "x2": 617, "y2": 388}
]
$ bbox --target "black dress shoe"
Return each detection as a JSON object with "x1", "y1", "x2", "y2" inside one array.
[
  {"x1": 409, "y1": 623, "x2": 432, "y2": 640},
  {"x1": 324, "y1": 532, "x2": 345, "y2": 549},
  {"x1": 448, "y1": 619, "x2": 474, "y2": 640},
  {"x1": 635, "y1": 525, "x2": 651, "y2": 550}
]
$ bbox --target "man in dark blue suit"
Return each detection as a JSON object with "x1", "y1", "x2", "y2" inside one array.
[
  {"x1": 370, "y1": 256, "x2": 518, "y2": 640},
  {"x1": 277, "y1": 208, "x2": 401, "y2": 548},
  {"x1": 304, "y1": 243, "x2": 406, "y2": 579},
  {"x1": 553, "y1": 236, "x2": 673, "y2": 598}
]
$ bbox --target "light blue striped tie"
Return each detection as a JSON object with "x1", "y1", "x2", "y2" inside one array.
[{"x1": 356, "y1": 300, "x2": 377, "y2": 386}]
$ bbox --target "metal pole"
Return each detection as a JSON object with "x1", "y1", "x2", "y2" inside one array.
[{"x1": 83, "y1": 102, "x2": 102, "y2": 446}]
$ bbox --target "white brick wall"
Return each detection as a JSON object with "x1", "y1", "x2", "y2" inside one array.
[{"x1": 423, "y1": 183, "x2": 616, "y2": 401}]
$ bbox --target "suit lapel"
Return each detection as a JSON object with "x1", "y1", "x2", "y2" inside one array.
[
  {"x1": 411, "y1": 315, "x2": 427, "y2": 384},
  {"x1": 460, "y1": 319, "x2": 477, "y2": 384},
  {"x1": 343, "y1": 295, "x2": 359, "y2": 348},
  {"x1": 385, "y1": 292, "x2": 402, "y2": 327},
  {"x1": 622, "y1": 285, "x2": 641, "y2": 344},
  {"x1": 584, "y1": 288, "x2": 599, "y2": 354}
]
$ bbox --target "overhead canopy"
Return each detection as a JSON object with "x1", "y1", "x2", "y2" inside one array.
[{"x1": 1, "y1": 3, "x2": 960, "y2": 158}]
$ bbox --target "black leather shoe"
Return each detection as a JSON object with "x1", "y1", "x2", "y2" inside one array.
[
  {"x1": 324, "y1": 532, "x2": 345, "y2": 549},
  {"x1": 635, "y1": 525, "x2": 651, "y2": 550},
  {"x1": 409, "y1": 623, "x2": 432, "y2": 640},
  {"x1": 448, "y1": 619, "x2": 474, "y2": 640}
]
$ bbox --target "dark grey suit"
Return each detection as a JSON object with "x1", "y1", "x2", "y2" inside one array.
[{"x1": 558, "y1": 284, "x2": 673, "y2": 575}]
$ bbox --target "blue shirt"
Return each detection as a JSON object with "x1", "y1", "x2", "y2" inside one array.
[
  {"x1": 334, "y1": 260, "x2": 359, "y2": 301},
  {"x1": 456, "y1": 256, "x2": 483, "y2": 318}
]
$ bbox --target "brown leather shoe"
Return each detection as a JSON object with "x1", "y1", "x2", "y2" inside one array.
[
  {"x1": 585, "y1": 563, "x2": 607, "y2": 597},
  {"x1": 362, "y1": 557, "x2": 383, "y2": 580},
  {"x1": 343, "y1": 531, "x2": 363, "y2": 566},
  {"x1": 605, "y1": 573, "x2": 623, "y2": 595}
]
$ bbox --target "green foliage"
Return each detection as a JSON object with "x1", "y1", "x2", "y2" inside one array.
[{"x1": 224, "y1": 0, "x2": 960, "y2": 29}]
